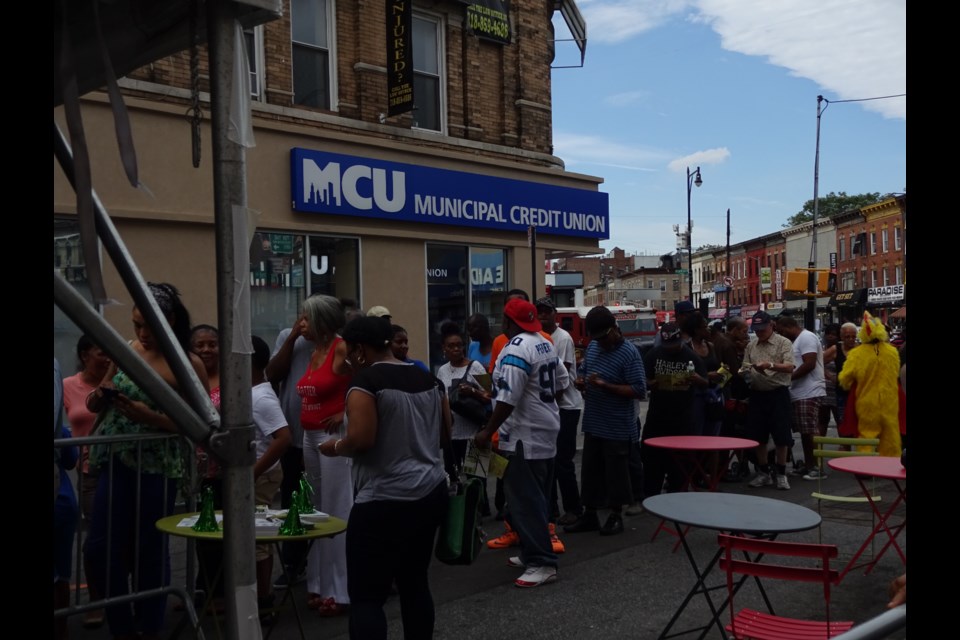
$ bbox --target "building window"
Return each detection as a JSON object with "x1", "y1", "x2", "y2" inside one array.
[
  {"x1": 647, "y1": 279, "x2": 653, "y2": 288},
  {"x1": 672, "y1": 279, "x2": 680, "y2": 292},
  {"x1": 249, "y1": 231, "x2": 360, "y2": 348},
  {"x1": 882, "y1": 228, "x2": 889, "y2": 253},
  {"x1": 412, "y1": 13, "x2": 444, "y2": 132},
  {"x1": 839, "y1": 236, "x2": 846, "y2": 261},
  {"x1": 870, "y1": 232, "x2": 877, "y2": 255},
  {"x1": 871, "y1": 269, "x2": 878, "y2": 288},
  {"x1": 895, "y1": 265, "x2": 902, "y2": 284},
  {"x1": 427, "y1": 244, "x2": 506, "y2": 371},
  {"x1": 841, "y1": 271, "x2": 855, "y2": 291},
  {"x1": 292, "y1": 0, "x2": 335, "y2": 110},
  {"x1": 244, "y1": 26, "x2": 265, "y2": 100},
  {"x1": 883, "y1": 268, "x2": 890, "y2": 286},
  {"x1": 860, "y1": 267, "x2": 867, "y2": 288},
  {"x1": 659, "y1": 278, "x2": 666, "y2": 292},
  {"x1": 894, "y1": 226, "x2": 902, "y2": 250},
  {"x1": 850, "y1": 235, "x2": 857, "y2": 257}
]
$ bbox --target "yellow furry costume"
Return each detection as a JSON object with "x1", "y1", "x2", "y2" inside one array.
[{"x1": 838, "y1": 312, "x2": 902, "y2": 457}]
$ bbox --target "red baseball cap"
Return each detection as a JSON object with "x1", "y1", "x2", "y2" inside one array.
[{"x1": 504, "y1": 298, "x2": 542, "y2": 333}]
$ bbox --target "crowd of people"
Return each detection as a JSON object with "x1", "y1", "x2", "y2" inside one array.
[{"x1": 55, "y1": 286, "x2": 907, "y2": 638}]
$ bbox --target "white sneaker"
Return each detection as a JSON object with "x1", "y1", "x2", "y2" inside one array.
[
  {"x1": 507, "y1": 556, "x2": 525, "y2": 568},
  {"x1": 803, "y1": 468, "x2": 827, "y2": 480},
  {"x1": 776, "y1": 475, "x2": 791, "y2": 490},
  {"x1": 747, "y1": 472, "x2": 773, "y2": 488},
  {"x1": 624, "y1": 502, "x2": 645, "y2": 516},
  {"x1": 514, "y1": 565, "x2": 558, "y2": 588}
]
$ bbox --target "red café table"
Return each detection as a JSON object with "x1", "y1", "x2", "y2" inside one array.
[
  {"x1": 646, "y1": 436, "x2": 759, "y2": 547},
  {"x1": 828, "y1": 456, "x2": 906, "y2": 580}
]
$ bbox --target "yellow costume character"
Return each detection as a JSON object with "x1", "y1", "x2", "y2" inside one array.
[{"x1": 838, "y1": 312, "x2": 902, "y2": 457}]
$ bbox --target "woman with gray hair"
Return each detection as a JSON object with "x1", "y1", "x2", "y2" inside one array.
[{"x1": 295, "y1": 294, "x2": 354, "y2": 615}]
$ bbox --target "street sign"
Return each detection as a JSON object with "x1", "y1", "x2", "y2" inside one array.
[
  {"x1": 722, "y1": 276, "x2": 733, "y2": 287},
  {"x1": 676, "y1": 269, "x2": 689, "y2": 275}
]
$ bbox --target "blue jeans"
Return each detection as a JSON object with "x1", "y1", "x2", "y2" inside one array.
[
  {"x1": 84, "y1": 457, "x2": 176, "y2": 636},
  {"x1": 503, "y1": 441, "x2": 557, "y2": 569}
]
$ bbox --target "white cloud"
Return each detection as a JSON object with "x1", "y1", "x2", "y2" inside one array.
[
  {"x1": 604, "y1": 90, "x2": 651, "y2": 107},
  {"x1": 577, "y1": 0, "x2": 693, "y2": 44},
  {"x1": 668, "y1": 148, "x2": 731, "y2": 172},
  {"x1": 554, "y1": 132, "x2": 671, "y2": 170},
  {"x1": 694, "y1": 0, "x2": 905, "y2": 119},
  {"x1": 578, "y1": 0, "x2": 906, "y2": 119}
]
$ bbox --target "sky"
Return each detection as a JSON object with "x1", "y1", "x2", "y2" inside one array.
[{"x1": 549, "y1": 0, "x2": 906, "y2": 258}]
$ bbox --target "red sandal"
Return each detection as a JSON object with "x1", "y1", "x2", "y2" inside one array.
[
  {"x1": 316, "y1": 597, "x2": 349, "y2": 617},
  {"x1": 306, "y1": 593, "x2": 325, "y2": 610}
]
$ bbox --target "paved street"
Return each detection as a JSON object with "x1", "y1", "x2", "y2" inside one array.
[{"x1": 66, "y1": 404, "x2": 906, "y2": 639}]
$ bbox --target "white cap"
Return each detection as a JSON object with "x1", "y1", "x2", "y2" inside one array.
[{"x1": 366, "y1": 305, "x2": 392, "y2": 318}]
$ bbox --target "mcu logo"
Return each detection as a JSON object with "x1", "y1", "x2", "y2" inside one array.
[{"x1": 301, "y1": 159, "x2": 406, "y2": 213}]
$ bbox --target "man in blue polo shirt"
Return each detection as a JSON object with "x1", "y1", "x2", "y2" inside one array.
[{"x1": 564, "y1": 306, "x2": 647, "y2": 536}]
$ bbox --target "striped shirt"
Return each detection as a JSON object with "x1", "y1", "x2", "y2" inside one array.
[{"x1": 582, "y1": 340, "x2": 647, "y2": 440}]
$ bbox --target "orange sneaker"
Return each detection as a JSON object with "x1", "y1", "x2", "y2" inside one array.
[
  {"x1": 549, "y1": 523, "x2": 566, "y2": 554},
  {"x1": 487, "y1": 521, "x2": 520, "y2": 549}
]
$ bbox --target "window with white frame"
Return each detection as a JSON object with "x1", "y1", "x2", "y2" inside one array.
[
  {"x1": 871, "y1": 269, "x2": 878, "y2": 287},
  {"x1": 659, "y1": 278, "x2": 666, "y2": 291},
  {"x1": 894, "y1": 226, "x2": 902, "y2": 250},
  {"x1": 243, "y1": 26, "x2": 265, "y2": 100},
  {"x1": 292, "y1": 0, "x2": 335, "y2": 110},
  {"x1": 412, "y1": 13, "x2": 444, "y2": 132},
  {"x1": 850, "y1": 236, "x2": 857, "y2": 257},
  {"x1": 839, "y1": 236, "x2": 846, "y2": 261},
  {"x1": 870, "y1": 232, "x2": 877, "y2": 255},
  {"x1": 883, "y1": 268, "x2": 890, "y2": 286},
  {"x1": 841, "y1": 271, "x2": 856, "y2": 291},
  {"x1": 895, "y1": 265, "x2": 902, "y2": 284},
  {"x1": 882, "y1": 228, "x2": 889, "y2": 253}
]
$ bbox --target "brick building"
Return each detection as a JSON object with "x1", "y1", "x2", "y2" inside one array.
[{"x1": 54, "y1": 0, "x2": 603, "y2": 371}]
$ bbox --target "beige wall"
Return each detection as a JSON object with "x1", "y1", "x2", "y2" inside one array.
[{"x1": 55, "y1": 99, "x2": 601, "y2": 350}]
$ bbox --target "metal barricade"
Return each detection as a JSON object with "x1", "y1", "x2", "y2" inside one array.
[{"x1": 54, "y1": 430, "x2": 206, "y2": 640}]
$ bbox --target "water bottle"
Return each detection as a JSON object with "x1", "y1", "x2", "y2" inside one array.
[{"x1": 686, "y1": 360, "x2": 695, "y2": 376}]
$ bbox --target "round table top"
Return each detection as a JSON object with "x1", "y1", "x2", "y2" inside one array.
[
  {"x1": 645, "y1": 435, "x2": 759, "y2": 451},
  {"x1": 828, "y1": 456, "x2": 906, "y2": 480},
  {"x1": 156, "y1": 511, "x2": 348, "y2": 542},
  {"x1": 643, "y1": 492, "x2": 821, "y2": 534}
]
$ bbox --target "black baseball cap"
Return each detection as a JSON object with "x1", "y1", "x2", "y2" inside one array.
[{"x1": 751, "y1": 311, "x2": 773, "y2": 330}]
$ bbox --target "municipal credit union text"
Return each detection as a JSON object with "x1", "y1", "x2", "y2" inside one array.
[{"x1": 414, "y1": 194, "x2": 606, "y2": 234}]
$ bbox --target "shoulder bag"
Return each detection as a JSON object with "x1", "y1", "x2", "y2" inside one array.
[{"x1": 448, "y1": 360, "x2": 490, "y2": 427}]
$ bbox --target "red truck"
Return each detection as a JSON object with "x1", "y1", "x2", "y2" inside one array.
[{"x1": 555, "y1": 305, "x2": 658, "y2": 364}]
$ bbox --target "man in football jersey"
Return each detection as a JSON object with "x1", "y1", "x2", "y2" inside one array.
[{"x1": 475, "y1": 298, "x2": 567, "y2": 588}]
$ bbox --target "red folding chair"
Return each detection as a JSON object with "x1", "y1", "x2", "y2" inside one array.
[{"x1": 717, "y1": 533, "x2": 854, "y2": 640}]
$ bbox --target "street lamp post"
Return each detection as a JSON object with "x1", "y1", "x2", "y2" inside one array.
[{"x1": 686, "y1": 166, "x2": 703, "y2": 302}]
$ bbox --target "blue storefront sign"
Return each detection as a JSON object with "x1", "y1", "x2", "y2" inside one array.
[{"x1": 290, "y1": 148, "x2": 610, "y2": 240}]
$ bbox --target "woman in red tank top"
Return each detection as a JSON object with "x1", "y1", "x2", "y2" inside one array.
[{"x1": 295, "y1": 294, "x2": 353, "y2": 615}]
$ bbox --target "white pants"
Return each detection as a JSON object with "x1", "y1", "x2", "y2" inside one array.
[{"x1": 302, "y1": 429, "x2": 353, "y2": 603}]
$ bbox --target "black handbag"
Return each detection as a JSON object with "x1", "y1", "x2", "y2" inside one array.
[{"x1": 448, "y1": 361, "x2": 489, "y2": 427}]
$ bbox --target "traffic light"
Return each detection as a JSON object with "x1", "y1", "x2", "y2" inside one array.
[{"x1": 784, "y1": 269, "x2": 831, "y2": 295}]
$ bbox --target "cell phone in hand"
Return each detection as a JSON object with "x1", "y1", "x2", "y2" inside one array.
[{"x1": 100, "y1": 387, "x2": 120, "y2": 400}]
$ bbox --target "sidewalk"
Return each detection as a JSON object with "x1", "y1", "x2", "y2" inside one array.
[{"x1": 66, "y1": 404, "x2": 905, "y2": 639}]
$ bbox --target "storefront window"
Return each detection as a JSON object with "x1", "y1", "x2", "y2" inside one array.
[
  {"x1": 54, "y1": 218, "x2": 95, "y2": 372},
  {"x1": 249, "y1": 231, "x2": 360, "y2": 349},
  {"x1": 426, "y1": 244, "x2": 507, "y2": 372}
]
